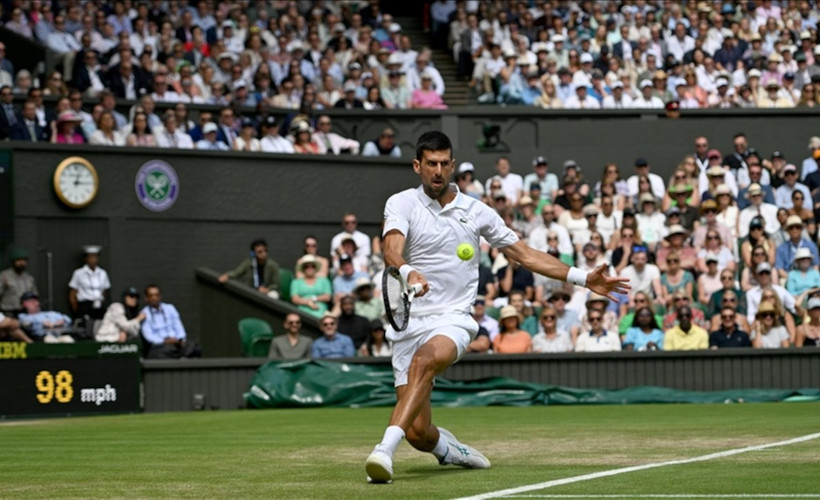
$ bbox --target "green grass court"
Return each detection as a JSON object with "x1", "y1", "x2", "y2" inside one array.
[{"x1": 2, "y1": 403, "x2": 818, "y2": 499}]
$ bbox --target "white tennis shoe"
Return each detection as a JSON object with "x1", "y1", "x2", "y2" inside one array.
[
  {"x1": 365, "y1": 445, "x2": 394, "y2": 484},
  {"x1": 437, "y1": 427, "x2": 491, "y2": 469}
]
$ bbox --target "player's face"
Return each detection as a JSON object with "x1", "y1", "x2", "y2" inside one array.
[{"x1": 414, "y1": 149, "x2": 454, "y2": 200}]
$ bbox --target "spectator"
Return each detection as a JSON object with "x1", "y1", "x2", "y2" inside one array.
[
  {"x1": 663, "y1": 305, "x2": 708, "y2": 351},
  {"x1": 531, "y1": 304, "x2": 572, "y2": 353},
  {"x1": 74, "y1": 51, "x2": 106, "y2": 97},
  {"x1": 795, "y1": 298, "x2": 820, "y2": 347},
  {"x1": 623, "y1": 306, "x2": 664, "y2": 351},
  {"x1": 627, "y1": 157, "x2": 666, "y2": 199},
  {"x1": 776, "y1": 164, "x2": 812, "y2": 210},
  {"x1": 523, "y1": 156, "x2": 558, "y2": 204},
  {"x1": 68, "y1": 245, "x2": 110, "y2": 321},
  {"x1": 334, "y1": 80, "x2": 365, "y2": 109},
  {"x1": 775, "y1": 215, "x2": 820, "y2": 280},
  {"x1": 10, "y1": 100, "x2": 49, "y2": 142},
  {"x1": 233, "y1": 117, "x2": 261, "y2": 152},
  {"x1": 333, "y1": 253, "x2": 369, "y2": 301},
  {"x1": 360, "y1": 319, "x2": 392, "y2": 357},
  {"x1": 709, "y1": 306, "x2": 752, "y2": 349},
  {"x1": 548, "y1": 289, "x2": 579, "y2": 335},
  {"x1": 47, "y1": 15, "x2": 82, "y2": 55},
  {"x1": 696, "y1": 231, "x2": 735, "y2": 275},
  {"x1": 737, "y1": 183, "x2": 780, "y2": 238},
  {"x1": 406, "y1": 51, "x2": 445, "y2": 96},
  {"x1": 575, "y1": 305, "x2": 622, "y2": 352},
  {"x1": 472, "y1": 296, "x2": 499, "y2": 342},
  {"x1": 411, "y1": 71, "x2": 447, "y2": 109},
  {"x1": 662, "y1": 290, "x2": 708, "y2": 331},
  {"x1": 99, "y1": 90, "x2": 127, "y2": 129},
  {"x1": 89, "y1": 111, "x2": 126, "y2": 146},
  {"x1": 291, "y1": 120, "x2": 320, "y2": 154},
  {"x1": 353, "y1": 278, "x2": 384, "y2": 322},
  {"x1": 155, "y1": 111, "x2": 193, "y2": 149},
  {"x1": 259, "y1": 116, "x2": 294, "y2": 154},
  {"x1": 140, "y1": 284, "x2": 199, "y2": 358},
  {"x1": 621, "y1": 247, "x2": 663, "y2": 305},
  {"x1": 492, "y1": 305, "x2": 532, "y2": 354},
  {"x1": 295, "y1": 236, "x2": 330, "y2": 279},
  {"x1": 126, "y1": 111, "x2": 157, "y2": 147},
  {"x1": 311, "y1": 312, "x2": 355, "y2": 358},
  {"x1": 290, "y1": 255, "x2": 332, "y2": 318},
  {"x1": 745, "y1": 263, "x2": 796, "y2": 324},
  {"x1": 96, "y1": 287, "x2": 145, "y2": 343},
  {"x1": 50, "y1": 111, "x2": 85, "y2": 144},
  {"x1": 195, "y1": 122, "x2": 228, "y2": 150},
  {"x1": 17, "y1": 291, "x2": 75, "y2": 343},
  {"x1": 485, "y1": 156, "x2": 524, "y2": 205},
  {"x1": 634, "y1": 194, "x2": 665, "y2": 252},
  {"x1": 218, "y1": 238, "x2": 281, "y2": 298},
  {"x1": 336, "y1": 295, "x2": 371, "y2": 350},
  {"x1": 362, "y1": 128, "x2": 401, "y2": 158},
  {"x1": 751, "y1": 302, "x2": 791, "y2": 348},
  {"x1": 312, "y1": 115, "x2": 360, "y2": 155},
  {"x1": 0, "y1": 310, "x2": 31, "y2": 342},
  {"x1": 0, "y1": 248, "x2": 38, "y2": 316},
  {"x1": 786, "y1": 247, "x2": 820, "y2": 296},
  {"x1": 382, "y1": 70, "x2": 412, "y2": 109},
  {"x1": 268, "y1": 313, "x2": 312, "y2": 359}
]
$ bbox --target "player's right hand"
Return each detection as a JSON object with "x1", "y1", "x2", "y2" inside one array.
[{"x1": 407, "y1": 270, "x2": 429, "y2": 297}]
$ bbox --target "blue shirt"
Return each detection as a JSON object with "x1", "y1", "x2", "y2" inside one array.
[
  {"x1": 311, "y1": 333, "x2": 355, "y2": 358},
  {"x1": 18, "y1": 311, "x2": 72, "y2": 337},
  {"x1": 786, "y1": 268, "x2": 820, "y2": 295},
  {"x1": 623, "y1": 327, "x2": 665, "y2": 351},
  {"x1": 140, "y1": 303, "x2": 186, "y2": 345},
  {"x1": 775, "y1": 239, "x2": 820, "y2": 272},
  {"x1": 332, "y1": 271, "x2": 369, "y2": 296}
]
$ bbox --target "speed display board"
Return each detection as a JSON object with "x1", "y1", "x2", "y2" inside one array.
[{"x1": 0, "y1": 342, "x2": 141, "y2": 417}]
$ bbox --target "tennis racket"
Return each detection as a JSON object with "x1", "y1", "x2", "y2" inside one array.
[{"x1": 382, "y1": 266, "x2": 424, "y2": 331}]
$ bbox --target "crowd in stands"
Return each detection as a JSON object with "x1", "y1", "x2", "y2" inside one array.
[
  {"x1": 432, "y1": 0, "x2": 820, "y2": 107},
  {"x1": 0, "y1": 1, "x2": 451, "y2": 152}
]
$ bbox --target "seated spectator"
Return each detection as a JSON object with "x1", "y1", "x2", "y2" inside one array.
[
  {"x1": 505, "y1": 289, "x2": 537, "y2": 335},
  {"x1": 623, "y1": 306, "x2": 665, "y2": 351},
  {"x1": 382, "y1": 70, "x2": 411, "y2": 109},
  {"x1": 291, "y1": 120, "x2": 320, "y2": 154},
  {"x1": 233, "y1": 117, "x2": 261, "y2": 151},
  {"x1": 696, "y1": 231, "x2": 735, "y2": 275},
  {"x1": 492, "y1": 305, "x2": 532, "y2": 354},
  {"x1": 353, "y1": 278, "x2": 384, "y2": 321},
  {"x1": 51, "y1": 111, "x2": 85, "y2": 144},
  {"x1": 662, "y1": 291, "x2": 708, "y2": 331},
  {"x1": 739, "y1": 218, "x2": 776, "y2": 277},
  {"x1": 140, "y1": 284, "x2": 199, "y2": 358},
  {"x1": 126, "y1": 111, "x2": 156, "y2": 147},
  {"x1": 656, "y1": 226, "x2": 696, "y2": 273},
  {"x1": 0, "y1": 248, "x2": 38, "y2": 316},
  {"x1": 775, "y1": 215, "x2": 819, "y2": 281},
  {"x1": 532, "y1": 304, "x2": 572, "y2": 353},
  {"x1": 312, "y1": 115, "x2": 360, "y2": 155},
  {"x1": 759, "y1": 287, "x2": 798, "y2": 345},
  {"x1": 709, "y1": 306, "x2": 752, "y2": 349},
  {"x1": 218, "y1": 239, "x2": 281, "y2": 298},
  {"x1": 549, "y1": 288, "x2": 579, "y2": 335},
  {"x1": 663, "y1": 306, "x2": 708, "y2": 351},
  {"x1": 575, "y1": 306, "x2": 621, "y2": 352},
  {"x1": 17, "y1": 291, "x2": 75, "y2": 343},
  {"x1": 751, "y1": 302, "x2": 791, "y2": 348},
  {"x1": 0, "y1": 311, "x2": 31, "y2": 342},
  {"x1": 572, "y1": 293, "x2": 618, "y2": 344},
  {"x1": 333, "y1": 254, "x2": 368, "y2": 302},
  {"x1": 195, "y1": 122, "x2": 229, "y2": 150},
  {"x1": 295, "y1": 236, "x2": 330, "y2": 279},
  {"x1": 336, "y1": 295, "x2": 371, "y2": 350},
  {"x1": 290, "y1": 255, "x2": 332, "y2": 318},
  {"x1": 795, "y1": 297, "x2": 820, "y2": 348},
  {"x1": 360, "y1": 319, "x2": 392, "y2": 357},
  {"x1": 786, "y1": 248, "x2": 820, "y2": 296},
  {"x1": 659, "y1": 250, "x2": 695, "y2": 307},
  {"x1": 411, "y1": 70, "x2": 447, "y2": 109},
  {"x1": 635, "y1": 194, "x2": 665, "y2": 251},
  {"x1": 362, "y1": 128, "x2": 401, "y2": 157},
  {"x1": 787, "y1": 190, "x2": 815, "y2": 238},
  {"x1": 707, "y1": 290, "x2": 751, "y2": 335},
  {"x1": 268, "y1": 313, "x2": 312, "y2": 359},
  {"x1": 68, "y1": 245, "x2": 110, "y2": 321},
  {"x1": 311, "y1": 312, "x2": 355, "y2": 358},
  {"x1": 621, "y1": 247, "x2": 663, "y2": 305},
  {"x1": 746, "y1": 263, "x2": 796, "y2": 324},
  {"x1": 10, "y1": 100, "x2": 50, "y2": 142},
  {"x1": 155, "y1": 111, "x2": 194, "y2": 149},
  {"x1": 88, "y1": 111, "x2": 125, "y2": 146},
  {"x1": 96, "y1": 287, "x2": 145, "y2": 343},
  {"x1": 259, "y1": 116, "x2": 294, "y2": 154},
  {"x1": 738, "y1": 183, "x2": 780, "y2": 239},
  {"x1": 334, "y1": 81, "x2": 365, "y2": 109},
  {"x1": 472, "y1": 296, "x2": 499, "y2": 342}
]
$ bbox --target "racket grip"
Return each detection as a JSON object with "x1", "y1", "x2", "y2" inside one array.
[{"x1": 410, "y1": 283, "x2": 423, "y2": 295}]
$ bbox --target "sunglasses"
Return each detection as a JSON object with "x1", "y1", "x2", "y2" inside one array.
[
  {"x1": 724, "y1": 297, "x2": 737, "y2": 302},
  {"x1": 635, "y1": 298, "x2": 647, "y2": 303},
  {"x1": 588, "y1": 317, "x2": 602, "y2": 322},
  {"x1": 541, "y1": 315, "x2": 556, "y2": 320},
  {"x1": 550, "y1": 296, "x2": 568, "y2": 302},
  {"x1": 708, "y1": 235, "x2": 720, "y2": 240},
  {"x1": 758, "y1": 312, "x2": 775, "y2": 319},
  {"x1": 721, "y1": 315, "x2": 735, "y2": 320},
  {"x1": 286, "y1": 320, "x2": 302, "y2": 325},
  {"x1": 667, "y1": 259, "x2": 680, "y2": 263},
  {"x1": 321, "y1": 321, "x2": 336, "y2": 327}
]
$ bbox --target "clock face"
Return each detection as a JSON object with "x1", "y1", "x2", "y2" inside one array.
[{"x1": 53, "y1": 157, "x2": 99, "y2": 209}]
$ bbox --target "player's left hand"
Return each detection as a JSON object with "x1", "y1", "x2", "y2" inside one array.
[{"x1": 586, "y1": 264, "x2": 631, "y2": 302}]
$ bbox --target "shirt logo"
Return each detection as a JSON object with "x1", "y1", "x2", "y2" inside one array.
[
  {"x1": 135, "y1": 160, "x2": 180, "y2": 212},
  {"x1": 459, "y1": 217, "x2": 468, "y2": 223}
]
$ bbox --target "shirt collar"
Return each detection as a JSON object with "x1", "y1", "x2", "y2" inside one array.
[{"x1": 416, "y1": 183, "x2": 465, "y2": 211}]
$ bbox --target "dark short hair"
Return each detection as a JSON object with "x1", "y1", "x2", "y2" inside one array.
[
  {"x1": 144, "y1": 284, "x2": 160, "y2": 295},
  {"x1": 415, "y1": 130, "x2": 452, "y2": 161},
  {"x1": 250, "y1": 239, "x2": 267, "y2": 251}
]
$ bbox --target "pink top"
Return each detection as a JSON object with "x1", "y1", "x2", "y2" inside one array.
[
  {"x1": 411, "y1": 90, "x2": 447, "y2": 110},
  {"x1": 55, "y1": 132, "x2": 86, "y2": 144}
]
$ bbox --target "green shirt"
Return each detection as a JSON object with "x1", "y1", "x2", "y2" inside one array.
[
  {"x1": 290, "y1": 277, "x2": 332, "y2": 317},
  {"x1": 226, "y1": 258, "x2": 280, "y2": 292}
]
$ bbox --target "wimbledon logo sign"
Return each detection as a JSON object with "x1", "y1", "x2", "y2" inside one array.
[{"x1": 135, "y1": 160, "x2": 179, "y2": 212}]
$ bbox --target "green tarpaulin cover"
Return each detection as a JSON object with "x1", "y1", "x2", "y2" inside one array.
[{"x1": 245, "y1": 360, "x2": 820, "y2": 409}]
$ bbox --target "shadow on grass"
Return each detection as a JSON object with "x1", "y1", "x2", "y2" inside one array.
[{"x1": 396, "y1": 466, "x2": 479, "y2": 482}]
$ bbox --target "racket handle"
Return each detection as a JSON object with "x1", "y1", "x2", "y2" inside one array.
[{"x1": 410, "y1": 283, "x2": 423, "y2": 295}]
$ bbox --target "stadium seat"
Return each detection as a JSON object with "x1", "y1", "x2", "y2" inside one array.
[
  {"x1": 278, "y1": 269, "x2": 293, "y2": 303},
  {"x1": 238, "y1": 318, "x2": 273, "y2": 357}
]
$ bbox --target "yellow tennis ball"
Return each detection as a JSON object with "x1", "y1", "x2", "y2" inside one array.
[{"x1": 456, "y1": 243, "x2": 475, "y2": 261}]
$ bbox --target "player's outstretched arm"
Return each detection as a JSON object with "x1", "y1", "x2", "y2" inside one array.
[
  {"x1": 383, "y1": 229, "x2": 430, "y2": 295},
  {"x1": 501, "y1": 240, "x2": 630, "y2": 301}
]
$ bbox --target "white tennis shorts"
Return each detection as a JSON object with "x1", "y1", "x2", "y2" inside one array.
[{"x1": 389, "y1": 312, "x2": 477, "y2": 387}]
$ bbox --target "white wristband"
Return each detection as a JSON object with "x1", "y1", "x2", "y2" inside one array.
[
  {"x1": 399, "y1": 264, "x2": 416, "y2": 282},
  {"x1": 567, "y1": 266, "x2": 589, "y2": 287}
]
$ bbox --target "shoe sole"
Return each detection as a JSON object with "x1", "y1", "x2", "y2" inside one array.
[{"x1": 365, "y1": 455, "x2": 393, "y2": 484}]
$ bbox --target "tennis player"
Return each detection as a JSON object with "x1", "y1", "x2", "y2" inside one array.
[{"x1": 365, "y1": 131, "x2": 630, "y2": 483}]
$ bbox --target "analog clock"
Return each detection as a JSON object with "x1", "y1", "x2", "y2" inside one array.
[{"x1": 53, "y1": 156, "x2": 99, "y2": 209}]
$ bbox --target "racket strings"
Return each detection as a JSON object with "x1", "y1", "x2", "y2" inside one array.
[{"x1": 385, "y1": 274, "x2": 407, "y2": 327}]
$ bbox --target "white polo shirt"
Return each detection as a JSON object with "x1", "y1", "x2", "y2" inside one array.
[
  {"x1": 68, "y1": 265, "x2": 111, "y2": 303},
  {"x1": 383, "y1": 184, "x2": 519, "y2": 316}
]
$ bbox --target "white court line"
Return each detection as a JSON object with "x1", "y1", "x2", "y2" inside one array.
[
  {"x1": 453, "y1": 432, "x2": 820, "y2": 500},
  {"x1": 504, "y1": 495, "x2": 820, "y2": 498}
]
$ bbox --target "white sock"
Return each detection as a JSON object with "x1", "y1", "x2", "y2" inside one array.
[
  {"x1": 379, "y1": 425, "x2": 405, "y2": 455},
  {"x1": 432, "y1": 431, "x2": 449, "y2": 459}
]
